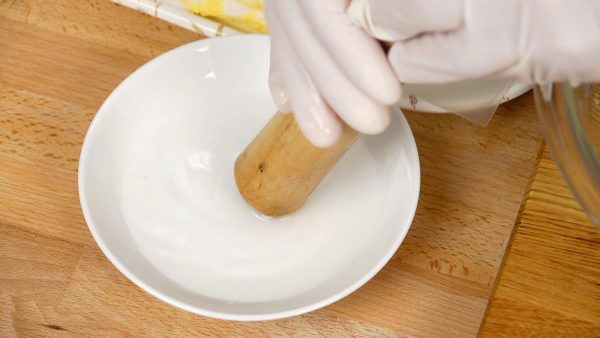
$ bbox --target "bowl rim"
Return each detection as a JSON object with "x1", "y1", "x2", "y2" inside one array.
[{"x1": 78, "y1": 34, "x2": 421, "y2": 321}]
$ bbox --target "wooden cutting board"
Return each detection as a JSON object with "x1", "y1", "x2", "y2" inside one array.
[
  {"x1": 480, "y1": 148, "x2": 600, "y2": 337},
  {"x1": 0, "y1": 1, "x2": 543, "y2": 337}
]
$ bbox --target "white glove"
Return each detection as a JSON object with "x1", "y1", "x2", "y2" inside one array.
[
  {"x1": 348, "y1": 0, "x2": 600, "y2": 85},
  {"x1": 266, "y1": 0, "x2": 401, "y2": 147}
]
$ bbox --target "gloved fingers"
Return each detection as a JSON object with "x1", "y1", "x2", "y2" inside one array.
[
  {"x1": 388, "y1": 32, "x2": 468, "y2": 83},
  {"x1": 386, "y1": 0, "x2": 522, "y2": 84},
  {"x1": 300, "y1": 0, "x2": 401, "y2": 105},
  {"x1": 279, "y1": 58, "x2": 343, "y2": 148},
  {"x1": 347, "y1": 0, "x2": 464, "y2": 42},
  {"x1": 265, "y1": 0, "x2": 289, "y2": 113},
  {"x1": 268, "y1": 42, "x2": 292, "y2": 113},
  {"x1": 274, "y1": 0, "x2": 391, "y2": 135},
  {"x1": 267, "y1": 3, "x2": 343, "y2": 147},
  {"x1": 388, "y1": 29, "x2": 515, "y2": 83}
]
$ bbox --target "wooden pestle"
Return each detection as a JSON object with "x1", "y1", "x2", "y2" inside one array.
[{"x1": 234, "y1": 112, "x2": 359, "y2": 216}]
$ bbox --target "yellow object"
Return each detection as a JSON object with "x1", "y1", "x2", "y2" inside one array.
[{"x1": 181, "y1": 0, "x2": 267, "y2": 33}]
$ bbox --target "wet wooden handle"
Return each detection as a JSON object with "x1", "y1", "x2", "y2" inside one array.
[{"x1": 234, "y1": 112, "x2": 359, "y2": 216}]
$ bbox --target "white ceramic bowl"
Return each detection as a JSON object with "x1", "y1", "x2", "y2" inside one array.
[{"x1": 79, "y1": 35, "x2": 420, "y2": 320}]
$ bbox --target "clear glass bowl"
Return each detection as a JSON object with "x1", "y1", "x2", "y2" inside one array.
[{"x1": 534, "y1": 83, "x2": 600, "y2": 226}]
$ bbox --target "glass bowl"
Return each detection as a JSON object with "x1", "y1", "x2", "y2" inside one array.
[{"x1": 534, "y1": 83, "x2": 600, "y2": 226}]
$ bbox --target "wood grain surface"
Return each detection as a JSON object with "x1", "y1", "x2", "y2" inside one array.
[
  {"x1": 0, "y1": 0, "x2": 564, "y2": 337},
  {"x1": 479, "y1": 148, "x2": 600, "y2": 337}
]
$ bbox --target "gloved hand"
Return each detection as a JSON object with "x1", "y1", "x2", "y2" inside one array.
[
  {"x1": 348, "y1": 0, "x2": 600, "y2": 85},
  {"x1": 266, "y1": 0, "x2": 401, "y2": 147}
]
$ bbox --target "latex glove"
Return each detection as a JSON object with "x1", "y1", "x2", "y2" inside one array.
[
  {"x1": 348, "y1": 0, "x2": 600, "y2": 85},
  {"x1": 266, "y1": 0, "x2": 401, "y2": 147}
]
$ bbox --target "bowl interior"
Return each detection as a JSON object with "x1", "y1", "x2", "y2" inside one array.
[{"x1": 79, "y1": 35, "x2": 420, "y2": 319}]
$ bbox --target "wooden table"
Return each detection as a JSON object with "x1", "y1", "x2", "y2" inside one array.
[{"x1": 0, "y1": 1, "x2": 597, "y2": 336}]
